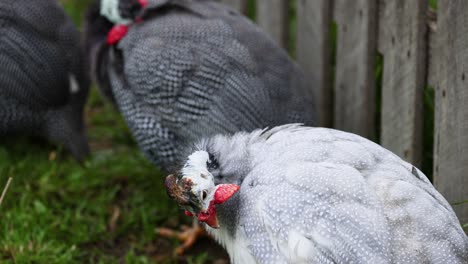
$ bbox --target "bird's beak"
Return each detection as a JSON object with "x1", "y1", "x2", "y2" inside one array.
[
  {"x1": 164, "y1": 175, "x2": 240, "y2": 229},
  {"x1": 164, "y1": 174, "x2": 202, "y2": 211},
  {"x1": 196, "y1": 184, "x2": 240, "y2": 229}
]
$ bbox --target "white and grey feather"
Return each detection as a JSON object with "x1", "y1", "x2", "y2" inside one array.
[
  {"x1": 191, "y1": 125, "x2": 468, "y2": 264},
  {"x1": 86, "y1": 0, "x2": 316, "y2": 171}
]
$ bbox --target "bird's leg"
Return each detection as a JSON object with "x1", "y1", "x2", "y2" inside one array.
[{"x1": 157, "y1": 218, "x2": 208, "y2": 255}]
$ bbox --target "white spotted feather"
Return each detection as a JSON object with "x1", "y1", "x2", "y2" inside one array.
[{"x1": 189, "y1": 124, "x2": 468, "y2": 264}]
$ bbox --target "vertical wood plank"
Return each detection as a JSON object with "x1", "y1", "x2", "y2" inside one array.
[
  {"x1": 296, "y1": 0, "x2": 333, "y2": 127},
  {"x1": 377, "y1": 0, "x2": 427, "y2": 166},
  {"x1": 256, "y1": 0, "x2": 289, "y2": 48},
  {"x1": 427, "y1": 7, "x2": 438, "y2": 89},
  {"x1": 219, "y1": 0, "x2": 248, "y2": 14},
  {"x1": 334, "y1": 0, "x2": 377, "y2": 139},
  {"x1": 433, "y1": 0, "x2": 468, "y2": 224}
]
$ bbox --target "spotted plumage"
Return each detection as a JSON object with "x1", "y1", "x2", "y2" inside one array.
[
  {"x1": 0, "y1": 0, "x2": 90, "y2": 161},
  {"x1": 173, "y1": 124, "x2": 468, "y2": 264},
  {"x1": 85, "y1": 0, "x2": 316, "y2": 170}
]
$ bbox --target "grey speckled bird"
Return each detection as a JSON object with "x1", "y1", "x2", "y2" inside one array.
[
  {"x1": 0, "y1": 0, "x2": 90, "y2": 161},
  {"x1": 168, "y1": 124, "x2": 468, "y2": 264},
  {"x1": 85, "y1": 0, "x2": 316, "y2": 171}
]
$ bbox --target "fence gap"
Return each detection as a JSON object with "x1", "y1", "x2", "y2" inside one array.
[
  {"x1": 422, "y1": 85, "x2": 435, "y2": 179},
  {"x1": 374, "y1": 52, "x2": 384, "y2": 143},
  {"x1": 246, "y1": 0, "x2": 256, "y2": 20},
  {"x1": 288, "y1": 0, "x2": 297, "y2": 56},
  {"x1": 329, "y1": 21, "x2": 337, "y2": 128},
  {"x1": 423, "y1": 1, "x2": 437, "y2": 180}
]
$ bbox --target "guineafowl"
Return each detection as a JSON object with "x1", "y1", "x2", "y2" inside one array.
[
  {"x1": 85, "y1": 0, "x2": 316, "y2": 252},
  {"x1": 0, "y1": 0, "x2": 90, "y2": 161},
  {"x1": 84, "y1": 0, "x2": 316, "y2": 172},
  {"x1": 167, "y1": 124, "x2": 468, "y2": 264}
]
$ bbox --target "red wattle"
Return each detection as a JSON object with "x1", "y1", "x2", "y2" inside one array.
[
  {"x1": 107, "y1": 24, "x2": 129, "y2": 45},
  {"x1": 214, "y1": 184, "x2": 240, "y2": 205},
  {"x1": 184, "y1": 210, "x2": 193, "y2": 217},
  {"x1": 138, "y1": 0, "x2": 148, "y2": 7},
  {"x1": 196, "y1": 201, "x2": 219, "y2": 228},
  {"x1": 195, "y1": 185, "x2": 240, "y2": 228}
]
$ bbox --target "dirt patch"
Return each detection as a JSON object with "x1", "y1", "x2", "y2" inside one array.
[
  {"x1": 80, "y1": 234, "x2": 229, "y2": 263},
  {"x1": 182, "y1": 237, "x2": 230, "y2": 264},
  {"x1": 81, "y1": 175, "x2": 230, "y2": 263}
]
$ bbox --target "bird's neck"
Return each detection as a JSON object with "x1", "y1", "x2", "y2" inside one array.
[
  {"x1": 205, "y1": 195, "x2": 258, "y2": 263},
  {"x1": 206, "y1": 224, "x2": 257, "y2": 264}
]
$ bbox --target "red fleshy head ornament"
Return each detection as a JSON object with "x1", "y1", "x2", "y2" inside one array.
[
  {"x1": 107, "y1": 0, "x2": 148, "y2": 45},
  {"x1": 138, "y1": 0, "x2": 148, "y2": 7},
  {"x1": 107, "y1": 24, "x2": 129, "y2": 45},
  {"x1": 197, "y1": 201, "x2": 219, "y2": 228},
  {"x1": 214, "y1": 184, "x2": 240, "y2": 204},
  {"x1": 184, "y1": 210, "x2": 193, "y2": 217},
  {"x1": 188, "y1": 184, "x2": 240, "y2": 229}
]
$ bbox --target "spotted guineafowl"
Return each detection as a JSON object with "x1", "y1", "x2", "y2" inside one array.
[
  {"x1": 0, "y1": 0, "x2": 90, "y2": 161},
  {"x1": 84, "y1": 0, "x2": 316, "y2": 172},
  {"x1": 167, "y1": 124, "x2": 468, "y2": 263}
]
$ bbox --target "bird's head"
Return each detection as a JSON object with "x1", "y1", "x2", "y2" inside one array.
[
  {"x1": 165, "y1": 151, "x2": 240, "y2": 229},
  {"x1": 100, "y1": 0, "x2": 148, "y2": 45},
  {"x1": 100, "y1": 0, "x2": 148, "y2": 25}
]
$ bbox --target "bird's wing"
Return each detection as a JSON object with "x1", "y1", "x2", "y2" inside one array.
[
  {"x1": 238, "y1": 126, "x2": 467, "y2": 263},
  {"x1": 119, "y1": 0, "x2": 313, "y2": 128},
  {"x1": 0, "y1": 0, "x2": 77, "y2": 108},
  {"x1": 168, "y1": 0, "x2": 316, "y2": 124},
  {"x1": 239, "y1": 161, "x2": 392, "y2": 263},
  {"x1": 104, "y1": 44, "x2": 181, "y2": 167},
  {"x1": 105, "y1": 11, "x2": 287, "y2": 166},
  {"x1": 108, "y1": 25, "x2": 244, "y2": 165}
]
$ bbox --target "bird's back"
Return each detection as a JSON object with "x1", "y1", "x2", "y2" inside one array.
[
  {"x1": 0, "y1": 0, "x2": 82, "y2": 109},
  {"x1": 89, "y1": 0, "x2": 316, "y2": 169},
  {"x1": 226, "y1": 125, "x2": 468, "y2": 263},
  {"x1": 0, "y1": 0, "x2": 90, "y2": 160}
]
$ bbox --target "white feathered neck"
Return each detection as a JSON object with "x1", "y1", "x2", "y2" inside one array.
[{"x1": 100, "y1": 0, "x2": 133, "y2": 25}]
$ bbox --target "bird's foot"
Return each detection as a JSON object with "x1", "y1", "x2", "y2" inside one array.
[{"x1": 156, "y1": 222, "x2": 207, "y2": 255}]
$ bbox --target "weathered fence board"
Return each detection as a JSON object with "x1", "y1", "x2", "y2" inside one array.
[
  {"x1": 433, "y1": 0, "x2": 468, "y2": 224},
  {"x1": 221, "y1": 0, "x2": 467, "y2": 224},
  {"x1": 256, "y1": 0, "x2": 289, "y2": 48},
  {"x1": 296, "y1": 0, "x2": 333, "y2": 127},
  {"x1": 333, "y1": 0, "x2": 377, "y2": 138},
  {"x1": 219, "y1": 0, "x2": 248, "y2": 14},
  {"x1": 377, "y1": 0, "x2": 427, "y2": 166},
  {"x1": 427, "y1": 7, "x2": 438, "y2": 88}
]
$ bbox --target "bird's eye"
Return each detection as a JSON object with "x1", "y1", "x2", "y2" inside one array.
[
  {"x1": 207, "y1": 153, "x2": 219, "y2": 170},
  {"x1": 202, "y1": 190, "x2": 208, "y2": 200}
]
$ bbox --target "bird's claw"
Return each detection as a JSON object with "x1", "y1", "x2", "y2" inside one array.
[{"x1": 156, "y1": 223, "x2": 207, "y2": 255}]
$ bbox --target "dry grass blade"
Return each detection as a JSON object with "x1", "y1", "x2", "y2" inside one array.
[
  {"x1": 0, "y1": 177, "x2": 13, "y2": 206},
  {"x1": 108, "y1": 205, "x2": 121, "y2": 232}
]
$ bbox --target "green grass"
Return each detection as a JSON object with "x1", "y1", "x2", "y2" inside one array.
[
  {"x1": 0, "y1": 2, "x2": 223, "y2": 263},
  {"x1": 60, "y1": 0, "x2": 93, "y2": 27},
  {"x1": 0, "y1": 90, "x2": 226, "y2": 263}
]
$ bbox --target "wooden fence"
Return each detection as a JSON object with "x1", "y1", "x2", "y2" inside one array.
[{"x1": 220, "y1": 0, "x2": 468, "y2": 224}]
